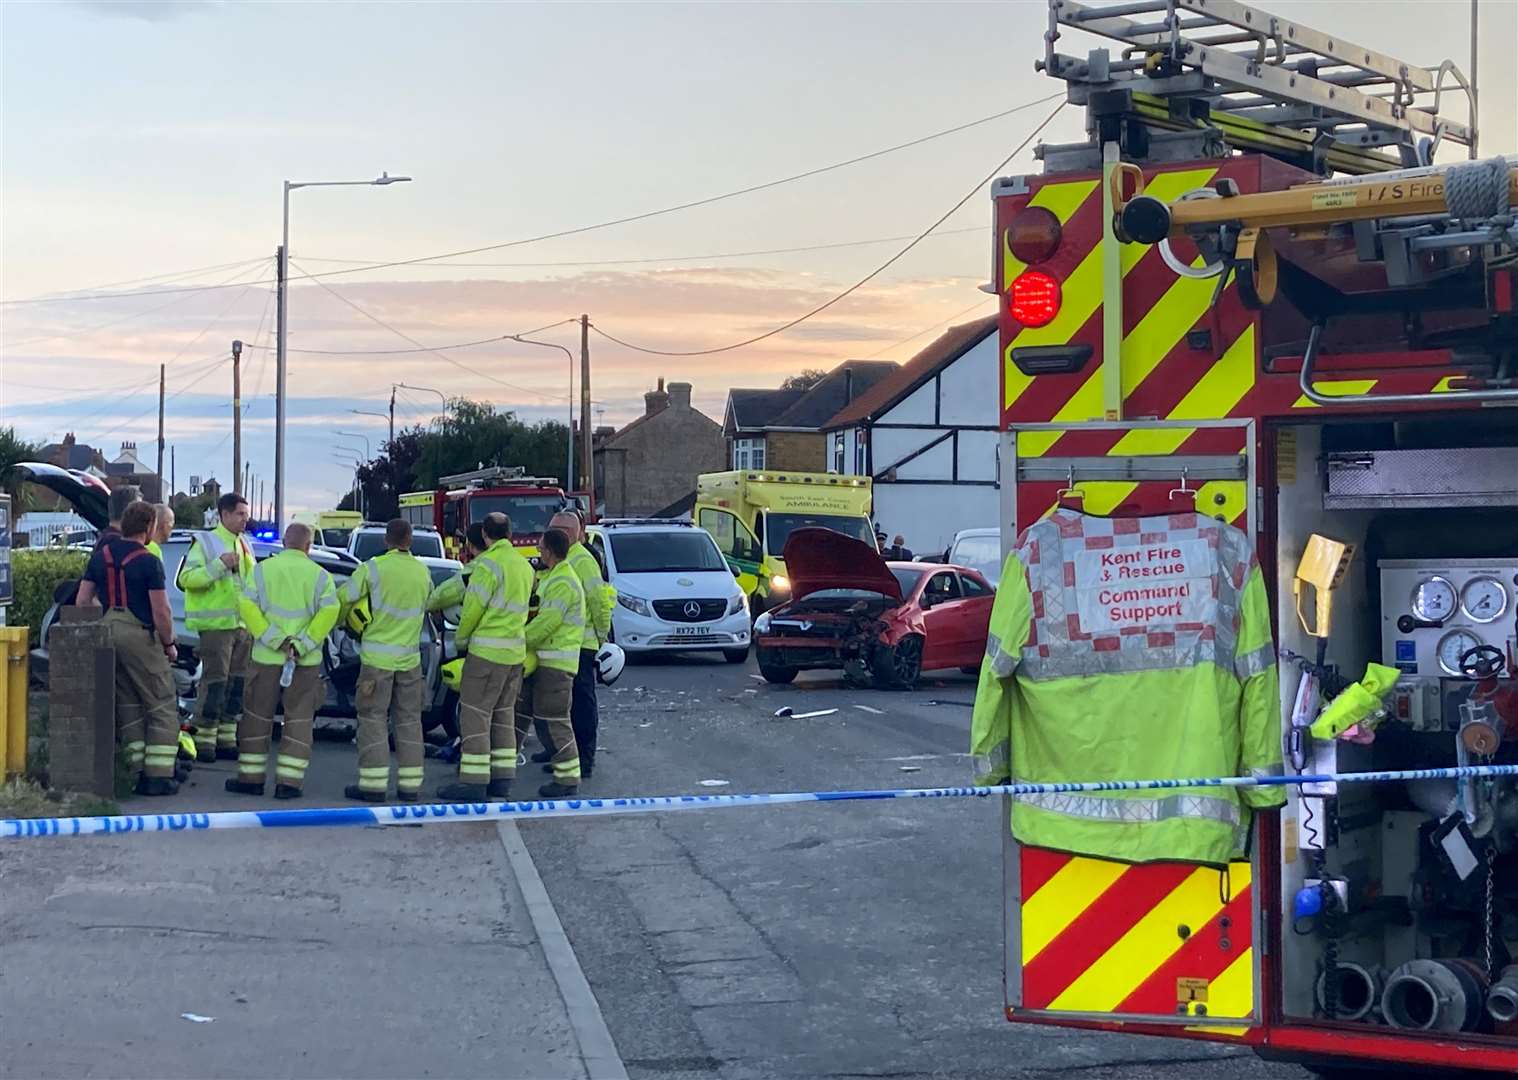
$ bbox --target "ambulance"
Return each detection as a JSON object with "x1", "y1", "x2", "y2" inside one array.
[
  {"x1": 694, "y1": 470, "x2": 873, "y2": 613},
  {"x1": 988, "y1": 2, "x2": 1516, "y2": 1074}
]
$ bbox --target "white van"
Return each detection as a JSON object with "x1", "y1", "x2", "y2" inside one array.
[{"x1": 586, "y1": 519, "x2": 750, "y2": 662}]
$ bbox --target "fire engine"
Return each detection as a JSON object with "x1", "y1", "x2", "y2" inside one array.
[
  {"x1": 399, "y1": 466, "x2": 571, "y2": 561},
  {"x1": 992, "y1": 1, "x2": 1516, "y2": 1073}
]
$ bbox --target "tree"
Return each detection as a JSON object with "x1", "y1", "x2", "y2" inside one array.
[
  {"x1": 780, "y1": 369, "x2": 827, "y2": 391},
  {"x1": 0, "y1": 426, "x2": 44, "y2": 510},
  {"x1": 342, "y1": 400, "x2": 571, "y2": 517}
]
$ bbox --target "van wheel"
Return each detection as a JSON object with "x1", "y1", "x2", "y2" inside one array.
[
  {"x1": 873, "y1": 636, "x2": 923, "y2": 690},
  {"x1": 723, "y1": 648, "x2": 749, "y2": 664}
]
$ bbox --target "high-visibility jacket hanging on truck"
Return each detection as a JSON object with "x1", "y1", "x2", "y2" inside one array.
[{"x1": 971, "y1": 509, "x2": 1283, "y2": 867}]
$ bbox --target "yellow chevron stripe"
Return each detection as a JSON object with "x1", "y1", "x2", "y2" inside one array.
[
  {"x1": 1015, "y1": 168, "x2": 1221, "y2": 453},
  {"x1": 1292, "y1": 379, "x2": 1377, "y2": 408},
  {"x1": 1021, "y1": 855, "x2": 1127, "y2": 964},
  {"x1": 1046, "y1": 864, "x2": 1238, "y2": 1013},
  {"x1": 1039, "y1": 480, "x2": 1141, "y2": 521},
  {"x1": 1109, "y1": 326, "x2": 1257, "y2": 456}
]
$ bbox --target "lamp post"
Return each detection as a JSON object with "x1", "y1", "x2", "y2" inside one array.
[
  {"x1": 510, "y1": 335, "x2": 575, "y2": 490},
  {"x1": 275, "y1": 172, "x2": 412, "y2": 528},
  {"x1": 332, "y1": 453, "x2": 363, "y2": 518},
  {"x1": 399, "y1": 382, "x2": 449, "y2": 485}
]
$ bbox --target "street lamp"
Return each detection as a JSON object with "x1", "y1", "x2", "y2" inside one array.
[
  {"x1": 350, "y1": 408, "x2": 391, "y2": 443},
  {"x1": 331, "y1": 453, "x2": 364, "y2": 518},
  {"x1": 510, "y1": 335, "x2": 575, "y2": 490},
  {"x1": 398, "y1": 382, "x2": 448, "y2": 484},
  {"x1": 337, "y1": 431, "x2": 372, "y2": 459},
  {"x1": 275, "y1": 172, "x2": 412, "y2": 529}
]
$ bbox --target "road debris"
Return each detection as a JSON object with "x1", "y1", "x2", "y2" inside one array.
[
  {"x1": 698, "y1": 779, "x2": 730, "y2": 787},
  {"x1": 899, "y1": 766, "x2": 922, "y2": 773},
  {"x1": 180, "y1": 1013, "x2": 215, "y2": 1024},
  {"x1": 853, "y1": 705, "x2": 884, "y2": 714},
  {"x1": 773, "y1": 706, "x2": 839, "y2": 719}
]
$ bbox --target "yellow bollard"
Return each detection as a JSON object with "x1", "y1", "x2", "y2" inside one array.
[{"x1": 0, "y1": 626, "x2": 28, "y2": 777}]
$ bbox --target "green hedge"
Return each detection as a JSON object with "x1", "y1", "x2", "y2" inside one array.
[{"x1": 10, "y1": 549, "x2": 88, "y2": 646}]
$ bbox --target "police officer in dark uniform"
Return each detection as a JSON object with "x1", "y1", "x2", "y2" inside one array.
[{"x1": 76, "y1": 500, "x2": 181, "y2": 796}]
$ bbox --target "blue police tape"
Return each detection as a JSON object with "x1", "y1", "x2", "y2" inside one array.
[{"x1": 5, "y1": 762, "x2": 1518, "y2": 840}]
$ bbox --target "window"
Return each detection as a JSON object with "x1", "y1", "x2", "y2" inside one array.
[
  {"x1": 960, "y1": 573, "x2": 991, "y2": 598},
  {"x1": 732, "y1": 437, "x2": 765, "y2": 471},
  {"x1": 468, "y1": 495, "x2": 565, "y2": 537},
  {"x1": 923, "y1": 572, "x2": 961, "y2": 605},
  {"x1": 854, "y1": 429, "x2": 867, "y2": 476},
  {"x1": 442, "y1": 499, "x2": 459, "y2": 542},
  {"x1": 699, "y1": 509, "x2": 759, "y2": 564},
  {"x1": 610, "y1": 531, "x2": 727, "y2": 573},
  {"x1": 588, "y1": 532, "x2": 607, "y2": 570},
  {"x1": 832, "y1": 433, "x2": 845, "y2": 474},
  {"x1": 949, "y1": 533, "x2": 1003, "y2": 586},
  {"x1": 764, "y1": 512, "x2": 874, "y2": 552}
]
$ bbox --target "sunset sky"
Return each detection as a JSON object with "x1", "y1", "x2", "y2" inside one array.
[{"x1": 3, "y1": 0, "x2": 1512, "y2": 514}]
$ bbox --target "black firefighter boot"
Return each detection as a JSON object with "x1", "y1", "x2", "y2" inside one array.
[
  {"x1": 486, "y1": 779, "x2": 512, "y2": 801},
  {"x1": 436, "y1": 781, "x2": 488, "y2": 802},
  {"x1": 224, "y1": 778, "x2": 265, "y2": 796},
  {"x1": 344, "y1": 785, "x2": 386, "y2": 804},
  {"x1": 136, "y1": 775, "x2": 180, "y2": 797},
  {"x1": 538, "y1": 780, "x2": 579, "y2": 799}
]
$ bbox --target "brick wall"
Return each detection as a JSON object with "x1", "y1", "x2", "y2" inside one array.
[
  {"x1": 596, "y1": 389, "x2": 726, "y2": 517},
  {"x1": 763, "y1": 432, "x2": 825, "y2": 472}
]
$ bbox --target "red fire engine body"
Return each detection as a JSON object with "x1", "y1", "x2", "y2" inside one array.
[
  {"x1": 400, "y1": 466, "x2": 571, "y2": 562},
  {"x1": 991, "y1": 2, "x2": 1517, "y2": 1073}
]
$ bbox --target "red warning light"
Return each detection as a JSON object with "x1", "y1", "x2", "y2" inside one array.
[{"x1": 1009, "y1": 271, "x2": 1060, "y2": 328}]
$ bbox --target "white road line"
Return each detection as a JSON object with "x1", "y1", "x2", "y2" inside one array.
[{"x1": 496, "y1": 821, "x2": 629, "y2": 1080}]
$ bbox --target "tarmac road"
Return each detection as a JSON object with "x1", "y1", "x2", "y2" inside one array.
[
  {"x1": 0, "y1": 651, "x2": 1321, "y2": 1079},
  {"x1": 515, "y1": 652, "x2": 1312, "y2": 1080}
]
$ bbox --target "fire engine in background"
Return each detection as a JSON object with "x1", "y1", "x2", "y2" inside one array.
[
  {"x1": 988, "y1": 1, "x2": 1515, "y2": 1075},
  {"x1": 399, "y1": 466, "x2": 571, "y2": 561}
]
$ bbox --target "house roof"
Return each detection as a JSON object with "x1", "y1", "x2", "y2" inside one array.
[
  {"x1": 598, "y1": 396, "x2": 720, "y2": 450},
  {"x1": 726, "y1": 388, "x2": 806, "y2": 432},
  {"x1": 822, "y1": 315, "x2": 997, "y2": 430},
  {"x1": 726, "y1": 361, "x2": 901, "y2": 434},
  {"x1": 41, "y1": 441, "x2": 100, "y2": 471}
]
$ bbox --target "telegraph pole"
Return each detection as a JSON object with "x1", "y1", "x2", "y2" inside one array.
[
  {"x1": 231, "y1": 339, "x2": 243, "y2": 499},
  {"x1": 155, "y1": 364, "x2": 165, "y2": 498},
  {"x1": 389, "y1": 385, "x2": 396, "y2": 445},
  {"x1": 171, "y1": 445, "x2": 176, "y2": 501},
  {"x1": 579, "y1": 314, "x2": 593, "y2": 502}
]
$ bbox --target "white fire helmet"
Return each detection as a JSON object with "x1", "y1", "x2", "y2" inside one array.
[{"x1": 595, "y1": 643, "x2": 626, "y2": 686}]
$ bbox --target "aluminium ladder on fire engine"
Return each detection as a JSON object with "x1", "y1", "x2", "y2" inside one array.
[{"x1": 1038, "y1": 0, "x2": 1476, "y2": 176}]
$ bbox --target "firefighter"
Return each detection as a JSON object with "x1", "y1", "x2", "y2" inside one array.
[
  {"x1": 340, "y1": 518, "x2": 438, "y2": 803},
  {"x1": 75, "y1": 501, "x2": 180, "y2": 795},
  {"x1": 528, "y1": 512, "x2": 611, "y2": 779},
  {"x1": 522, "y1": 527, "x2": 587, "y2": 798},
  {"x1": 425, "y1": 522, "x2": 487, "y2": 618},
  {"x1": 970, "y1": 509, "x2": 1283, "y2": 866},
  {"x1": 437, "y1": 512, "x2": 533, "y2": 802},
  {"x1": 178, "y1": 492, "x2": 255, "y2": 761},
  {"x1": 228, "y1": 522, "x2": 339, "y2": 798}
]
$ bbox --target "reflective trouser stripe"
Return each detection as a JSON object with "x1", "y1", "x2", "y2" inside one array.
[
  {"x1": 124, "y1": 740, "x2": 146, "y2": 767},
  {"x1": 537, "y1": 649, "x2": 578, "y2": 661},
  {"x1": 553, "y1": 757, "x2": 581, "y2": 781},
  {"x1": 490, "y1": 749, "x2": 516, "y2": 763},
  {"x1": 357, "y1": 765, "x2": 390, "y2": 792},
  {"x1": 396, "y1": 766, "x2": 424, "y2": 793},
  {"x1": 459, "y1": 752, "x2": 490, "y2": 780},
  {"x1": 238, "y1": 752, "x2": 267, "y2": 780},
  {"x1": 276, "y1": 756, "x2": 308, "y2": 781}
]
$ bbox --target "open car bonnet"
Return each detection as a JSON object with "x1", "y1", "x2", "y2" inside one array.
[
  {"x1": 780, "y1": 527, "x2": 902, "y2": 603},
  {"x1": 9, "y1": 462, "x2": 111, "y2": 529}
]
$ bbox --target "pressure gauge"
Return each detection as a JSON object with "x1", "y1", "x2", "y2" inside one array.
[
  {"x1": 1411, "y1": 576, "x2": 1457, "y2": 622},
  {"x1": 1436, "y1": 629, "x2": 1483, "y2": 675},
  {"x1": 1460, "y1": 577, "x2": 1508, "y2": 624}
]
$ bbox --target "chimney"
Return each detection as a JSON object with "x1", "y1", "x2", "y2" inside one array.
[
  {"x1": 643, "y1": 377, "x2": 670, "y2": 417},
  {"x1": 844, "y1": 366, "x2": 855, "y2": 404},
  {"x1": 668, "y1": 381, "x2": 692, "y2": 409}
]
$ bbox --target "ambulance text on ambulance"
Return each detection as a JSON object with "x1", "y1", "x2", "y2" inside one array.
[{"x1": 1072, "y1": 539, "x2": 1216, "y2": 634}]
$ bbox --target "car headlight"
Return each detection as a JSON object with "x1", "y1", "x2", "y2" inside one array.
[
  {"x1": 754, "y1": 611, "x2": 773, "y2": 634},
  {"x1": 727, "y1": 592, "x2": 748, "y2": 615},
  {"x1": 769, "y1": 574, "x2": 789, "y2": 592},
  {"x1": 616, "y1": 593, "x2": 651, "y2": 617}
]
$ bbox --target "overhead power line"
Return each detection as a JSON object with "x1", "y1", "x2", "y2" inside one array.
[
  {"x1": 589, "y1": 101, "x2": 1063, "y2": 357},
  {"x1": 87, "y1": 356, "x2": 232, "y2": 444},
  {"x1": 861, "y1": 298, "x2": 997, "y2": 360},
  {"x1": 287, "y1": 259, "x2": 575, "y2": 403},
  {"x1": 0, "y1": 260, "x2": 271, "y2": 351},
  {"x1": 2, "y1": 93, "x2": 1063, "y2": 307}
]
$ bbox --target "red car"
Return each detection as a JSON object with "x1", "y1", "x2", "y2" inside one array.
[{"x1": 752, "y1": 527, "x2": 996, "y2": 689}]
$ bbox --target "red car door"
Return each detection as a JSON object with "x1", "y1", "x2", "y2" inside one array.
[
  {"x1": 954, "y1": 571, "x2": 996, "y2": 669},
  {"x1": 919, "y1": 571, "x2": 965, "y2": 670}
]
